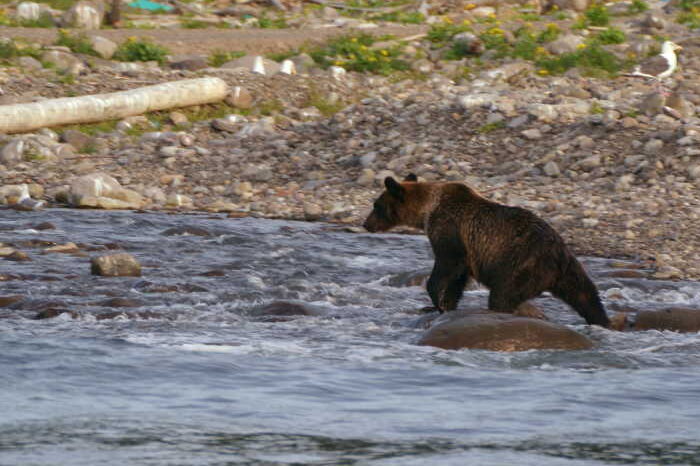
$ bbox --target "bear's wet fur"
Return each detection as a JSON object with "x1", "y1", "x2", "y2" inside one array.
[{"x1": 363, "y1": 175, "x2": 610, "y2": 327}]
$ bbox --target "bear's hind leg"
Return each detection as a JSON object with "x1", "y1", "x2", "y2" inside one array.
[
  {"x1": 487, "y1": 282, "x2": 539, "y2": 314},
  {"x1": 427, "y1": 260, "x2": 470, "y2": 312}
]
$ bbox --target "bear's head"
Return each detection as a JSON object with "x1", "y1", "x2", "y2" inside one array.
[{"x1": 363, "y1": 174, "x2": 419, "y2": 232}]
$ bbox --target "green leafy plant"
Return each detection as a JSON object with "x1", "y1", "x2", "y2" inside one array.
[
  {"x1": 113, "y1": 37, "x2": 169, "y2": 64},
  {"x1": 371, "y1": 10, "x2": 425, "y2": 23},
  {"x1": 310, "y1": 33, "x2": 408, "y2": 75},
  {"x1": 426, "y1": 22, "x2": 472, "y2": 45},
  {"x1": 536, "y1": 42, "x2": 623, "y2": 76},
  {"x1": 677, "y1": 10, "x2": 700, "y2": 28},
  {"x1": 595, "y1": 27, "x2": 626, "y2": 44},
  {"x1": 627, "y1": 0, "x2": 649, "y2": 14},
  {"x1": 0, "y1": 39, "x2": 18, "y2": 59},
  {"x1": 584, "y1": 4, "x2": 610, "y2": 26},
  {"x1": 479, "y1": 27, "x2": 510, "y2": 58},
  {"x1": 257, "y1": 13, "x2": 288, "y2": 28},
  {"x1": 208, "y1": 50, "x2": 246, "y2": 67},
  {"x1": 55, "y1": 29, "x2": 98, "y2": 56},
  {"x1": 181, "y1": 18, "x2": 211, "y2": 28}
]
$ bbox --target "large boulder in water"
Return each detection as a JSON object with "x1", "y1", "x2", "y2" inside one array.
[
  {"x1": 91, "y1": 253, "x2": 141, "y2": 277},
  {"x1": 634, "y1": 308, "x2": 700, "y2": 332},
  {"x1": 418, "y1": 311, "x2": 593, "y2": 352}
]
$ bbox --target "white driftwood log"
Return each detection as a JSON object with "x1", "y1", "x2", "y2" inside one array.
[{"x1": 0, "y1": 77, "x2": 229, "y2": 134}]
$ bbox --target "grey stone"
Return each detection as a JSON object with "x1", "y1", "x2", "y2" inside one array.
[
  {"x1": 546, "y1": 34, "x2": 584, "y2": 55},
  {"x1": 0, "y1": 140, "x2": 25, "y2": 165},
  {"x1": 543, "y1": 160, "x2": 560, "y2": 176},
  {"x1": 90, "y1": 36, "x2": 117, "y2": 59},
  {"x1": 61, "y1": 1, "x2": 103, "y2": 29},
  {"x1": 169, "y1": 55, "x2": 208, "y2": 71},
  {"x1": 41, "y1": 50, "x2": 86, "y2": 75},
  {"x1": 225, "y1": 86, "x2": 253, "y2": 109},
  {"x1": 18, "y1": 56, "x2": 42, "y2": 70}
]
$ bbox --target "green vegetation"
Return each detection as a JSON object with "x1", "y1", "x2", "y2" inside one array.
[
  {"x1": 208, "y1": 50, "x2": 246, "y2": 67},
  {"x1": 63, "y1": 120, "x2": 119, "y2": 136},
  {"x1": 305, "y1": 89, "x2": 347, "y2": 117},
  {"x1": 257, "y1": 13, "x2": 288, "y2": 28},
  {"x1": 258, "y1": 99, "x2": 284, "y2": 116},
  {"x1": 310, "y1": 33, "x2": 408, "y2": 75},
  {"x1": 180, "y1": 18, "x2": 211, "y2": 28},
  {"x1": 574, "y1": 4, "x2": 610, "y2": 28},
  {"x1": 0, "y1": 8, "x2": 54, "y2": 27},
  {"x1": 113, "y1": 37, "x2": 169, "y2": 64},
  {"x1": 478, "y1": 121, "x2": 506, "y2": 133},
  {"x1": 628, "y1": 0, "x2": 649, "y2": 14},
  {"x1": 266, "y1": 50, "x2": 298, "y2": 62},
  {"x1": 677, "y1": 11, "x2": 700, "y2": 27},
  {"x1": 370, "y1": 10, "x2": 425, "y2": 24},
  {"x1": 0, "y1": 39, "x2": 18, "y2": 60},
  {"x1": 426, "y1": 22, "x2": 472, "y2": 46},
  {"x1": 677, "y1": 0, "x2": 700, "y2": 29},
  {"x1": 536, "y1": 42, "x2": 625, "y2": 76},
  {"x1": 55, "y1": 29, "x2": 98, "y2": 56},
  {"x1": 0, "y1": 38, "x2": 41, "y2": 61},
  {"x1": 595, "y1": 27, "x2": 626, "y2": 44}
]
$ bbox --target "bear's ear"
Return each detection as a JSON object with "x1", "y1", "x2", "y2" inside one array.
[
  {"x1": 404, "y1": 173, "x2": 418, "y2": 182},
  {"x1": 384, "y1": 177, "x2": 405, "y2": 200}
]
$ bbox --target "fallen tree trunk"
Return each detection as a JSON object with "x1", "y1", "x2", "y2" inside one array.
[{"x1": 0, "y1": 77, "x2": 229, "y2": 134}]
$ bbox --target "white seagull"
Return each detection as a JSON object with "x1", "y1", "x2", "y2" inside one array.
[{"x1": 627, "y1": 41, "x2": 682, "y2": 94}]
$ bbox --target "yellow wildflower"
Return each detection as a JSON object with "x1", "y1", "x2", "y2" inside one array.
[
  {"x1": 464, "y1": 3, "x2": 476, "y2": 9},
  {"x1": 351, "y1": 37, "x2": 358, "y2": 42},
  {"x1": 537, "y1": 69, "x2": 549, "y2": 75},
  {"x1": 535, "y1": 46, "x2": 546, "y2": 54},
  {"x1": 462, "y1": 19, "x2": 471, "y2": 25},
  {"x1": 380, "y1": 49, "x2": 388, "y2": 56},
  {"x1": 576, "y1": 43, "x2": 587, "y2": 49}
]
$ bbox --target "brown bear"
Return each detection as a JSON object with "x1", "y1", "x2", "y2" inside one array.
[{"x1": 363, "y1": 174, "x2": 610, "y2": 327}]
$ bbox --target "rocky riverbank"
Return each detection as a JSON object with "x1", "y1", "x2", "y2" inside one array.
[{"x1": 2, "y1": 0, "x2": 700, "y2": 279}]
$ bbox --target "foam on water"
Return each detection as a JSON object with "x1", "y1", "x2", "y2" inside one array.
[{"x1": 2, "y1": 210, "x2": 700, "y2": 465}]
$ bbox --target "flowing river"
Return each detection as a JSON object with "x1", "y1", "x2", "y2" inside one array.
[{"x1": 1, "y1": 210, "x2": 700, "y2": 465}]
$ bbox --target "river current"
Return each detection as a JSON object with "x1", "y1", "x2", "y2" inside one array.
[{"x1": 1, "y1": 210, "x2": 700, "y2": 465}]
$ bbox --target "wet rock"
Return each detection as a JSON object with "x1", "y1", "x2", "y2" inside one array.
[
  {"x1": 251, "y1": 301, "x2": 318, "y2": 321},
  {"x1": 91, "y1": 253, "x2": 141, "y2": 277},
  {"x1": 91, "y1": 297, "x2": 143, "y2": 307},
  {"x1": 44, "y1": 242, "x2": 80, "y2": 254},
  {"x1": 161, "y1": 226, "x2": 211, "y2": 236},
  {"x1": 61, "y1": 1, "x2": 103, "y2": 29},
  {"x1": 634, "y1": 308, "x2": 700, "y2": 332},
  {"x1": 4, "y1": 250, "x2": 31, "y2": 262},
  {"x1": 385, "y1": 270, "x2": 430, "y2": 287},
  {"x1": 211, "y1": 115, "x2": 246, "y2": 132},
  {"x1": 418, "y1": 311, "x2": 593, "y2": 352},
  {"x1": 0, "y1": 295, "x2": 23, "y2": 308},
  {"x1": 34, "y1": 308, "x2": 79, "y2": 320}
]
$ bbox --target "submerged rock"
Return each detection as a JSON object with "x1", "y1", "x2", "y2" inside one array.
[
  {"x1": 91, "y1": 253, "x2": 141, "y2": 277},
  {"x1": 418, "y1": 310, "x2": 593, "y2": 352},
  {"x1": 250, "y1": 301, "x2": 319, "y2": 321},
  {"x1": 634, "y1": 308, "x2": 700, "y2": 332}
]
